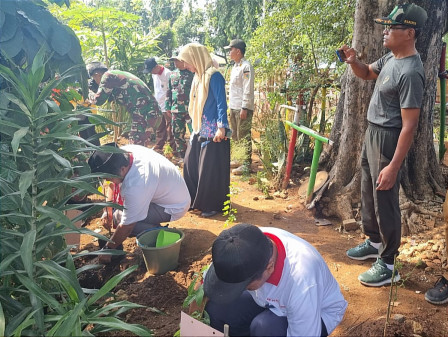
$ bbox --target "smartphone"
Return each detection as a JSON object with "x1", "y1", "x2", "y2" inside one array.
[{"x1": 336, "y1": 49, "x2": 347, "y2": 62}]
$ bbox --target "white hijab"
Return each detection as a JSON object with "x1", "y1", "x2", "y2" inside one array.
[{"x1": 178, "y1": 43, "x2": 218, "y2": 133}]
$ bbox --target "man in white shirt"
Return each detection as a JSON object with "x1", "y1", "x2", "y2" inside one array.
[
  {"x1": 143, "y1": 57, "x2": 175, "y2": 153},
  {"x1": 203, "y1": 224, "x2": 347, "y2": 337},
  {"x1": 88, "y1": 144, "x2": 190, "y2": 263},
  {"x1": 224, "y1": 39, "x2": 255, "y2": 175}
]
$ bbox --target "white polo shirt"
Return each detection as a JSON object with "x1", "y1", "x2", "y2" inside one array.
[
  {"x1": 152, "y1": 67, "x2": 171, "y2": 113},
  {"x1": 249, "y1": 227, "x2": 347, "y2": 336},
  {"x1": 119, "y1": 145, "x2": 190, "y2": 225}
]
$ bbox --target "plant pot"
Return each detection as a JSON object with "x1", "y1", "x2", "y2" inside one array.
[{"x1": 136, "y1": 228, "x2": 184, "y2": 275}]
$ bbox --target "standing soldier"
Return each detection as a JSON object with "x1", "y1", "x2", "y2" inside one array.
[
  {"x1": 86, "y1": 62, "x2": 162, "y2": 146},
  {"x1": 165, "y1": 53, "x2": 195, "y2": 161}
]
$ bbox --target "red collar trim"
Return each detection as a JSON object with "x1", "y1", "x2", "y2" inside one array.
[
  {"x1": 156, "y1": 66, "x2": 164, "y2": 75},
  {"x1": 129, "y1": 153, "x2": 134, "y2": 167},
  {"x1": 264, "y1": 232, "x2": 285, "y2": 286}
]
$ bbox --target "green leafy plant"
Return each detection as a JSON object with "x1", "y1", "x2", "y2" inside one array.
[
  {"x1": 0, "y1": 50, "x2": 151, "y2": 336},
  {"x1": 163, "y1": 143, "x2": 174, "y2": 158},
  {"x1": 174, "y1": 267, "x2": 210, "y2": 337},
  {"x1": 0, "y1": 0, "x2": 88, "y2": 89},
  {"x1": 222, "y1": 182, "x2": 239, "y2": 227},
  {"x1": 256, "y1": 171, "x2": 272, "y2": 199}
]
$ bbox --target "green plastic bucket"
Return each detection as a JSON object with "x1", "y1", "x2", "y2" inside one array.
[{"x1": 136, "y1": 228, "x2": 184, "y2": 275}]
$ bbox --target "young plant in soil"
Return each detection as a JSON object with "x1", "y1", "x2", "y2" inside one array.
[
  {"x1": 223, "y1": 182, "x2": 239, "y2": 227},
  {"x1": 174, "y1": 265, "x2": 211, "y2": 336}
]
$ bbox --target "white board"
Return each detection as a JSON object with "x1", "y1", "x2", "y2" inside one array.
[{"x1": 180, "y1": 312, "x2": 224, "y2": 337}]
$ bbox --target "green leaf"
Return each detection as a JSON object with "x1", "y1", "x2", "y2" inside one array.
[
  {"x1": 50, "y1": 27, "x2": 72, "y2": 56},
  {"x1": 11, "y1": 309, "x2": 39, "y2": 337},
  {"x1": 15, "y1": 273, "x2": 63, "y2": 314},
  {"x1": 0, "y1": 13, "x2": 18, "y2": 42},
  {"x1": 11, "y1": 126, "x2": 30, "y2": 157},
  {"x1": 18, "y1": 169, "x2": 35, "y2": 200},
  {"x1": 36, "y1": 205, "x2": 73, "y2": 228},
  {"x1": 38, "y1": 260, "x2": 85, "y2": 303},
  {"x1": 31, "y1": 46, "x2": 46, "y2": 75},
  {"x1": 87, "y1": 265, "x2": 138, "y2": 306},
  {"x1": 87, "y1": 317, "x2": 152, "y2": 337},
  {"x1": 87, "y1": 300, "x2": 147, "y2": 319},
  {"x1": 0, "y1": 28, "x2": 24, "y2": 59},
  {"x1": 0, "y1": 252, "x2": 20, "y2": 274},
  {"x1": 21, "y1": 230, "x2": 36, "y2": 277},
  {"x1": 0, "y1": 300, "x2": 5, "y2": 337},
  {"x1": 47, "y1": 299, "x2": 86, "y2": 337},
  {"x1": 3, "y1": 92, "x2": 31, "y2": 116}
]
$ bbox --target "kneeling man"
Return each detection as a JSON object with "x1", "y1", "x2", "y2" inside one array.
[
  {"x1": 88, "y1": 144, "x2": 190, "y2": 263},
  {"x1": 204, "y1": 224, "x2": 347, "y2": 337}
]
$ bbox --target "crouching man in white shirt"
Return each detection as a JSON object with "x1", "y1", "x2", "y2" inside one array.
[
  {"x1": 203, "y1": 224, "x2": 347, "y2": 336},
  {"x1": 88, "y1": 144, "x2": 190, "y2": 263}
]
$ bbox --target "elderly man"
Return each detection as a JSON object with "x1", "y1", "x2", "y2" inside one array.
[
  {"x1": 87, "y1": 62, "x2": 161, "y2": 146},
  {"x1": 88, "y1": 143, "x2": 190, "y2": 263},
  {"x1": 342, "y1": 3, "x2": 427, "y2": 286}
]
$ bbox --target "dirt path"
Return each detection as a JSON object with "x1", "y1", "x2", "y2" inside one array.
[{"x1": 79, "y1": 170, "x2": 448, "y2": 337}]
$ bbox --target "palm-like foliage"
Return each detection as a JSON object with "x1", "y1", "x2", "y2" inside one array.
[{"x1": 0, "y1": 50, "x2": 152, "y2": 336}]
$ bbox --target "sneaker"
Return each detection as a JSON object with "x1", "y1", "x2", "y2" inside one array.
[
  {"x1": 425, "y1": 276, "x2": 448, "y2": 305},
  {"x1": 358, "y1": 258, "x2": 400, "y2": 287},
  {"x1": 346, "y1": 239, "x2": 380, "y2": 260},
  {"x1": 232, "y1": 165, "x2": 251, "y2": 176},
  {"x1": 230, "y1": 160, "x2": 240, "y2": 168}
]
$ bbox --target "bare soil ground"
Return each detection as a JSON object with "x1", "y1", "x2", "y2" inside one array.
[{"x1": 78, "y1": 159, "x2": 448, "y2": 337}]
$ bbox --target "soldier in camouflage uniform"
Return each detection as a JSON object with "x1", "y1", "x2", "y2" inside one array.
[
  {"x1": 87, "y1": 62, "x2": 162, "y2": 146},
  {"x1": 165, "y1": 55, "x2": 194, "y2": 158}
]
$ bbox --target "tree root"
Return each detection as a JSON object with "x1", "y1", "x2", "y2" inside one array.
[{"x1": 401, "y1": 200, "x2": 443, "y2": 236}]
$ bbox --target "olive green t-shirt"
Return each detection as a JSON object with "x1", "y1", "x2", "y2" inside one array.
[{"x1": 367, "y1": 52, "x2": 425, "y2": 128}]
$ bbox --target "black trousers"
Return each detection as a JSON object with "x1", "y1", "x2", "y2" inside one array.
[
  {"x1": 361, "y1": 123, "x2": 401, "y2": 265},
  {"x1": 183, "y1": 134, "x2": 230, "y2": 212},
  {"x1": 205, "y1": 291, "x2": 328, "y2": 336}
]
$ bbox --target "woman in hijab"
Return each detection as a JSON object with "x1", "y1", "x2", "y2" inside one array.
[{"x1": 177, "y1": 43, "x2": 230, "y2": 218}]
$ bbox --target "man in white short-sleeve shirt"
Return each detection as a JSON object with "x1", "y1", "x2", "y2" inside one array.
[
  {"x1": 203, "y1": 224, "x2": 347, "y2": 336},
  {"x1": 88, "y1": 144, "x2": 190, "y2": 263}
]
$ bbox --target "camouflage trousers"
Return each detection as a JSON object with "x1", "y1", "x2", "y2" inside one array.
[
  {"x1": 129, "y1": 110, "x2": 162, "y2": 146},
  {"x1": 229, "y1": 108, "x2": 253, "y2": 164},
  {"x1": 172, "y1": 111, "x2": 191, "y2": 158}
]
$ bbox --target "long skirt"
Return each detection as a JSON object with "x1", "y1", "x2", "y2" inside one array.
[{"x1": 183, "y1": 134, "x2": 230, "y2": 212}]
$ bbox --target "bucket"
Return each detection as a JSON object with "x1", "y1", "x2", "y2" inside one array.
[{"x1": 136, "y1": 228, "x2": 184, "y2": 275}]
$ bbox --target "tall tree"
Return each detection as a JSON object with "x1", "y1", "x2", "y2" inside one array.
[
  {"x1": 319, "y1": 0, "x2": 448, "y2": 234},
  {"x1": 142, "y1": 0, "x2": 183, "y2": 28},
  {"x1": 205, "y1": 0, "x2": 263, "y2": 57},
  {"x1": 173, "y1": 8, "x2": 206, "y2": 46}
]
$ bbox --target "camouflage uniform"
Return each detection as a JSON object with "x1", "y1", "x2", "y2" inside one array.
[
  {"x1": 165, "y1": 68, "x2": 194, "y2": 157},
  {"x1": 90, "y1": 70, "x2": 162, "y2": 145}
]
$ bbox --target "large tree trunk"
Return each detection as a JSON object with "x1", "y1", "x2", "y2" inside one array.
[{"x1": 318, "y1": 0, "x2": 448, "y2": 234}]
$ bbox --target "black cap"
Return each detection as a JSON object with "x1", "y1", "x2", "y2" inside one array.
[
  {"x1": 203, "y1": 224, "x2": 272, "y2": 304},
  {"x1": 86, "y1": 62, "x2": 108, "y2": 78},
  {"x1": 143, "y1": 57, "x2": 158, "y2": 74},
  {"x1": 374, "y1": 3, "x2": 427, "y2": 28},
  {"x1": 224, "y1": 39, "x2": 246, "y2": 52},
  {"x1": 87, "y1": 142, "x2": 120, "y2": 175}
]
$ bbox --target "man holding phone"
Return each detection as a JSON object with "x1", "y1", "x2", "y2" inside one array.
[{"x1": 341, "y1": 3, "x2": 427, "y2": 287}]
